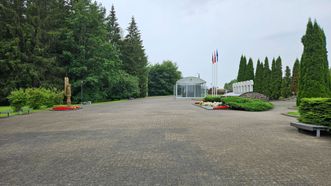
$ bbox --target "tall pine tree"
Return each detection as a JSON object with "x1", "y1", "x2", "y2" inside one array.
[
  {"x1": 298, "y1": 19, "x2": 331, "y2": 105},
  {"x1": 291, "y1": 59, "x2": 300, "y2": 95},
  {"x1": 237, "y1": 55, "x2": 247, "y2": 82},
  {"x1": 281, "y1": 66, "x2": 292, "y2": 98},
  {"x1": 121, "y1": 17, "x2": 149, "y2": 97},
  {"x1": 105, "y1": 5, "x2": 122, "y2": 47},
  {"x1": 245, "y1": 58, "x2": 255, "y2": 81},
  {"x1": 254, "y1": 59, "x2": 264, "y2": 93}
]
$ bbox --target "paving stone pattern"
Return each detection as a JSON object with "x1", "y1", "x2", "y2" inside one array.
[{"x1": 0, "y1": 97, "x2": 330, "y2": 185}]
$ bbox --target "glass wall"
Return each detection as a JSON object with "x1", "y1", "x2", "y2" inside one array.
[{"x1": 175, "y1": 84, "x2": 207, "y2": 98}]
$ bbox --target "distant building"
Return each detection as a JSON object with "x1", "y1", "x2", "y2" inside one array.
[
  {"x1": 175, "y1": 76, "x2": 207, "y2": 98},
  {"x1": 232, "y1": 80, "x2": 254, "y2": 94}
]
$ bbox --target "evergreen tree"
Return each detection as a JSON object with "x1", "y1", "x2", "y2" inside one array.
[
  {"x1": 254, "y1": 59, "x2": 264, "y2": 93},
  {"x1": 237, "y1": 55, "x2": 247, "y2": 82},
  {"x1": 298, "y1": 19, "x2": 331, "y2": 105},
  {"x1": 0, "y1": 0, "x2": 25, "y2": 104},
  {"x1": 245, "y1": 58, "x2": 254, "y2": 81},
  {"x1": 281, "y1": 66, "x2": 292, "y2": 98},
  {"x1": 105, "y1": 5, "x2": 122, "y2": 47},
  {"x1": 270, "y1": 57, "x2": 282, "y2": 100},
  {"x1": 291, "y1": 59, "x2": 300, "y2": 95},
  {"x1": 0, "y1": 0, "x2": 147, "y2": 104},
  {"x1": 262, "y1": 57, "x2": 271, "y2": 97},
  {"x1": 121, "y1": 17, "x2": 149, "y2": 97},
  {"x1": 0, "y1": 0, "x2": 69, "y2": 104}
]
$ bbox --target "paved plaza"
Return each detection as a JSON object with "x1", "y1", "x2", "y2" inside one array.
[{"x1": 0, "y1": 97, "x2": 330, "y2": 185}]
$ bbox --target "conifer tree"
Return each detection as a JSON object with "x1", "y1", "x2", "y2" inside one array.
[
  {"x1": 291, "y1": 59, "x2": 300, "y2": 95},
  {"x1": 245, "y1": 58, "x2": 255, "y2": 81},
  {"x1": 298, "y1": 19, "x2": 331, "y2": 105},
  {"x1": 281, "y1": 66, "x2": 292, "y2": 98},
  {"x1": 254, "y1": 60, "x2": 264, "y2": 93},
  {"x1": 106, "y1": 5, "x2": 122, "y2": 47},
  {"x1": 262, "y1": 57, "x2": 271, "y2": 97},
  {"x1": 270, "y1": 57, "x2": 283, "y2": 100},
  {"x1": 237, "y1": 55, "x2": 247, "y2": 82},
  {"x1": 121, "y1": 17, "x2": 149, "y2": 97}
]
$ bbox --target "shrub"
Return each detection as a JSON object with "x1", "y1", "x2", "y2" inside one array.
[
  {"x1": 8, "y1": 88, "x2": 63, "y2": 111},
  {"x1": 299, "y1": 98, "x2": 331, "y2": 127},
  {"x1": 26, "y1": 88, "x2": 63, "y2": 109},
  {"x1": 222, "y1": 96, "x2": 273, "y2": 111},
  {"x1": 7, "y1": 89, "x2": 28, "y2": 111},
  {"x1": 204, "y1": 96, "x2": 223, "y2": 102}
]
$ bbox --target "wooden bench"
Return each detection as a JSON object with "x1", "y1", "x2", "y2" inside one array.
[
  {"x1": 0, "y1": 110, "x2": 13, "y2": 117},
  {"x1": 291, "y1": 122, "x2": 330, "y2": 137}
]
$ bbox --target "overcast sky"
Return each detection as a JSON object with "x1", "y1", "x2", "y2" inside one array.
[{"x1": 96, "y1": 0, "x2": 331, "y2": 87}]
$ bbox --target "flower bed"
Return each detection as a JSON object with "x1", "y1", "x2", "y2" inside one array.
[
  {"x1": 52, "y1": 105, "x2": 81, "y2": 111},
  {"x1": 195, "y1": 101, "x2": 229, "y2": 110},
  {"x1": 195, "y1": 96, "x2": 273, "y2": 111}
]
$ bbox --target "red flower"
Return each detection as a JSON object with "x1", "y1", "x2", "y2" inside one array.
[
  {"x1": 213, "y1": 105, "x2": 230, "y2": 110},
  {"x1": 52, "y1": 106, "x2": 81, "y2": 111}
]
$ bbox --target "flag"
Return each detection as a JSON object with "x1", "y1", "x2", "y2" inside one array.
[
  {"x1": 212, "y1": 53, "x2": 215, "y2": 64},
  {"x1": 214, "y1": 51, "x2": 217, "y2": 64},
  {"x1": 216, "y1": 50, "x2": 219, "y2": 62}
]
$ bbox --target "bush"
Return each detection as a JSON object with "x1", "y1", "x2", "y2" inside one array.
[
  {"x1": 203, "y1": 96, "x2": 273, "y2": 111},
  {"x1": 204, "y1": 96, "x2": 223, "y2": 102},
  {"x1": 110, "y1": 72, "x2": 140, "y2": 99},
  {"x1": 8, "y1": 88, "x2": 63, "y2": 111},
  {"x1": 7, "y1": 89, "x2": 28, "y2": 111},
  {"x1": 223, "y1": 97, "x2": 273, "y2": 111},
  {"x1": 299, "y1": 98, "x2": 331, "y2": 127}
]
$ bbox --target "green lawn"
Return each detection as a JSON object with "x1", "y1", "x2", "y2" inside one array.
[
  {"x1": 0, "y1": 99, "x2": 127, "y2": 118},
  {"x1": 0, "y1": 106, "x2": 47, "y2": 118},
  {"x1": 93, "y1": 100, "x2": 127, "y2": 105},
  {"x1": 287, "y1": 111, "x2": 300, "y2": 118},
  {"x1": 0, "y1": 106, "x2": 15, "y2": 118}
]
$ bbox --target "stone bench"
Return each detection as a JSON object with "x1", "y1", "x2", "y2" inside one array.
[
  {"x1": 0, "y1": 110, "x2": 12, "y2": 117},
  {"x1": 291, "y1": 122, "x2": 330, "y2": 137}
]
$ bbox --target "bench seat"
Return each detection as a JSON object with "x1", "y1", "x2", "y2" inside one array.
[{"x1": 291, "y1": 122, "x2": 329, "y2": 137}]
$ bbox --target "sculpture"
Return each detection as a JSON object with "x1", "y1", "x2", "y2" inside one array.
[{"x1": 64, "y1": 77, "x2": 72, "y2": 105}]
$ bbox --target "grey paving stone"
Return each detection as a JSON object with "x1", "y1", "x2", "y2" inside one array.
[{"x1": 0, "y1": 97, "x2": 330, "y2": 185}]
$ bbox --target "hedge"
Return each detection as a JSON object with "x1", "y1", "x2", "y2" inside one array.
[
  {"x1": 204, "y1": 96, "x2": 273, "y2": 111},
  {"x1": 204, "y1": 96, "x2": 223, "y2": 102},
  {"x1": 299, "y1": 98, "x2": 331, "y2": 127},
  {"x1": 222, "y1": 96, "x2": 273, "y2": 111}
]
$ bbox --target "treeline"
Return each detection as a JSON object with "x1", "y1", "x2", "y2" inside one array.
[
  {"x1": 232, "y1": 19, "x2": 331, "y2": 103},
  {"x1": 0, "y1": 0, "x2": 148, "y2": 104},
  {"x1": 236, "y1": 56, "x2": 297, "y2": 100}
]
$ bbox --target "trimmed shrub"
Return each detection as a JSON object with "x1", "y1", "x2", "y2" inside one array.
[
  {"x1": 299, "y1": 98, "x2": 331, "y2": 127},
  {"x1": 8, "y1": 88, "x2": 63, "y2": 111},
  {"x1": 204, "y1": 96, "x2": 223, "y2": 102},
  {"x1": 203, "y1": 96, "x2": 273, "y2": 111},
  {"x1": 7, "y1": 89, "x2": 28, "y2": 111},
  {"x1": 222, "y1": 96, "x2": 273, "y2": 111}
]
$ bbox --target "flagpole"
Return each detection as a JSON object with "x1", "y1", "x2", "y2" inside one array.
[
  {"x1": 213, "y1": 62, "x2": 215, "y2": 96},
  {"x1": 216, "y1": 57, "x2": 218, "y2": 96},
  {"x1": 213, "y1": 57, "x2": 216, "y2": 96},
  {"x1": 213, "y1": 63, "x2": 215, "y2": 96},
  {"x1": 211, "y1": 56, "x2": 213, "y2": 96}
]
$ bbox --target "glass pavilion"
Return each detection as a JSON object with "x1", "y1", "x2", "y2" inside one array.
[{"x1": 175, "y1": 76, "x2": 207, "y2": 98}]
